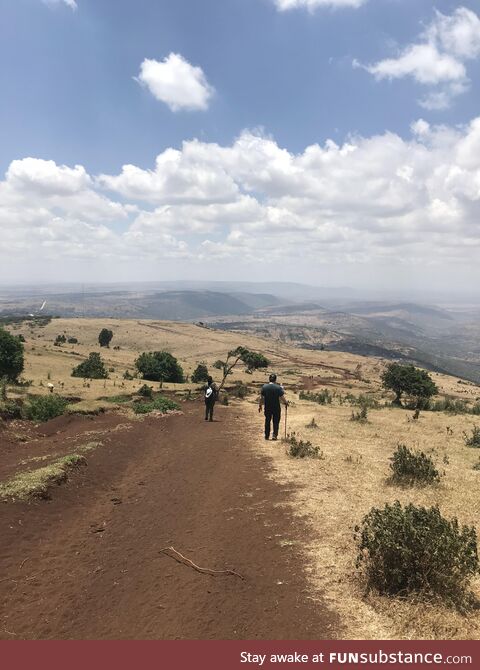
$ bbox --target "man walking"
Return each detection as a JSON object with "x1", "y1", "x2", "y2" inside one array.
[
  {"x1": 259, "y1": 373, "x2": 288, "y2": 440},
  {"x1": 204, "y1": 375, "x2": 218, "y2": 422}
]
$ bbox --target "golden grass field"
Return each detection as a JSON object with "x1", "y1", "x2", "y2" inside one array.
[{"x1": 5, "y1": 316, "x2": 480, "y2": 639}]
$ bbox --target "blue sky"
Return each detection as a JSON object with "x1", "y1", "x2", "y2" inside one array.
[{"x1": 1, "y1": 0, "x2": 480, "y2": 291}]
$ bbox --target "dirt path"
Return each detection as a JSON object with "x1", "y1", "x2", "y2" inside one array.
[{"x1": 0, "y1": 402, "x2": 338, "y2": 639}]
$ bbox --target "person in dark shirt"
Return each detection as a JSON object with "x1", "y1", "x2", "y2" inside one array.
[
  {"x1": 204, "y1": 376, "x2": 218, "y2": 422},
  {"x1": 259, "y1": 373, "x2": 288, "y2": 441}
]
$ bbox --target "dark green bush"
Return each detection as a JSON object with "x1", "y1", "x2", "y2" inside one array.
[
  {"x1": 68, "y1": 337, "x2": 78, "y2": 344},
  {"x1": 138, "y1": 383, "x2": 153, "y2": 399},
  {"x1": 55, "y1": 334, "x2": 66, "y2": 344},
  {"x1": 191, "y1": 364, "x2": 209, "y2": 383},
  {"x1": 355, "y1": 501, "x2": 479, "y2": 609},
  {"x1": 98, "y1": 328, "x2": 113, "y2": 348},
  {"x1": 24, "y1": 394, "x2": 67, "y2": 422},
  {"x1": 389, "y1": 444, "x2": 441, "y2": 485},
  {"x1": 284, "y1": 432, "x2": 321, "y2": 458},
  {"x1": 71, "y1": 352, "x2": 108, "y2": 379},
  {"x1": 135, "y1": 351, "x2": 184, "y2": 383},
  {"x1": 464, "y1": 426, "x2": 480, "y2": 448},
  {"x1": 0, "y1": 400, "x2": 23, "y2": 420},
  {"x1": 0, "y1": 327, "x2": 24, "y2": 382},
  {"x1": 133, "y1": 396, "x2": 179, "y2": 415}
]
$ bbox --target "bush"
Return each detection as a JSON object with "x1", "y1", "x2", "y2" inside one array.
[
  {"x1": 55, "y1": 334, "x2": 66, "y2": 345},
  {"x1": 191, "y1": 364, "x2": 209, "y2": 383},
  {"x1": 98, "y1": 328, "x2": 113, "y2": 348},
  {"x1": 284, "y1": 432, "x2": 321, "y2": 458},
  {"x1": 389, "y1": 444, "x2": 441, "y2": 485},
  {"x1": 381, "y1": 363, "x2": 438, "y2": 406},
  {"x1": 135, "y1": 351, "x2": 184, "y2": 383},
  {"x1": 306, "y1": 417, "x2": 318, "y2": 429},
  {"x1": 138, "y1": 383, "x2": 153, "y2": 399},
  {"x1": 133, "y1": 396, "x2": 179, "y2": 415},
  {"x1": 0, "y1": 327, "x2": 24, "y2": 382},
  {"x1": 299, "y1": 389, "x2": 332, "y2": 405},
  {"x1": 71, "y1": 352, "x2": 108, "y2": 379},
  {"x1": 17, "y1": 334, "x2": 26, "y2": 343},
  {"x1": 0, "y1": 400, "x2": 23, "y2": 420},
  {"x1": 355, "y1": 501, "x2": 479, "y2": 608},
  {"x1": 351, "y1": 405, "x2": 368, "y2": 423},
  {"x1": 68, "y1": 337, "x2": 78, "y2": 344},
  {"x1": 23, "y1": 394, "x2": 67, "y2": 422},
  {"x1": 123, "y1": 370, "x2": 134, "y2": 380},
  {"x1": 221, "y1": 393, "x2": 229, "y2": 406},
  {"x1": 230, "y1": 381, "x2": 249, "y2": 399},
  {"x1": 464, "y1": 426, "x2": 480, "y2": 448}
]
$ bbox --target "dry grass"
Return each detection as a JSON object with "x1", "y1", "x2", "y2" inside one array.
[
  {"x1": 0, "y1": 441, "x2": 102, "y2": 501},
  {"x1": 244, "y1": 396, "x2": 480, "y2": 640}
]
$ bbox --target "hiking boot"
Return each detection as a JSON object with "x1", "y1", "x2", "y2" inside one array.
[{"x1": 272, "y1": 436, "x2": 278, "y2": 441}]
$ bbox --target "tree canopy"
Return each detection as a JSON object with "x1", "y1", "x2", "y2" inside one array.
[
  {"x1": 135, "y1": 351, "x2": 184, "y2": 383},
  {"x1": 71, "y1": 352, "x2": 108, "y2": 379},
  {"x1": 381, "y1": 363, "x2": 438, "y2": 405},
  {"x1": 0, "y1": 327, "x2": 24, "y2": 382},
  {"x1": 98, "y1": 328, "x2": 114, "y2": 348}
]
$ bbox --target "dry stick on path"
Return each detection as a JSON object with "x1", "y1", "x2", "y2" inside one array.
[{"x1": 160, "y1": 546, "x2": 244, "y2": 580}]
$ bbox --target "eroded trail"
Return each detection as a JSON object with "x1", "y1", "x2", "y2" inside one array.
[{"x1": 0, "y1": 402, "x2": 338, "y2": 639}]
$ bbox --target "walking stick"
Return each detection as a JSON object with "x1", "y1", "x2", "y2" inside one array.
[{"x1": 284, "y1": 403, "x2": 288, "y2": 440}]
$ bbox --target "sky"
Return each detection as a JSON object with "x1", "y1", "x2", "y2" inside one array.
[{"x1": 1, "y1": 0, "x2": 480, "y2": 293}]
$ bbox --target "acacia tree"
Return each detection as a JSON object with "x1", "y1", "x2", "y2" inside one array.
[
  {"x1": 216, "y1": 347, "x2": 270, "y2": 391},
  {"x1": 0, "y1": 327, "x2": 24, "y2": 382},
  {"x1": 381, "y1": 363, "x2": 438, "y2": 408}
]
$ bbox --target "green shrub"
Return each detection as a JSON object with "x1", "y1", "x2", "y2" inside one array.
[
  {"x1": 0, "y1": 400, "x2": 23, "y2": 420},
  {"x1": 123, "y1": 370, "x2": 134, "y2": 380},
  {"x1": 55, "y1": 334, "x2": 66, "y2": 345},
  {"x1": 138, "y1": 383, "x2": 153, "y2": 399},
  {"x1": 191, "y1": 364, "x2": 209, "y2": 383},
  {"x1": 24, "y1": 394, "x2": 67, "y2": 422},
  {"x1": 230, "y1": 381, "x2": 249, "y2": 399},
  {"x1": 0, "y1": 327, "x2": 24, "y2": 382},
  {"x1": 135, "y1": 351, "x2": 184, "y2": 383},
  {"x1": 133, "y1": 396, "x2": 179, "y2": 415},
  {"x1": 351, "y1": 405, "x2": 368, "y2": 423},
  {"x1": 68, "y1": 337, "x2": 78, "y2": 344},
  {"x1": 464, "y1": 426, "x2": 480, "y2": 448},
  {"x1": 71, "y1": 352, "x2": 108, "y2": 379},
  {"x1": 389, "y1": 444, "x2": 441, "y2": 485},
  {"x1": 299, "y1": 389, "x2": 332, "y2": 405},
  {"x1": 284, "y1": 432, "x2": 321, "y2": 458},
  {"x1": 355, "y1": 501, "x2": 479, "y2": 609}
]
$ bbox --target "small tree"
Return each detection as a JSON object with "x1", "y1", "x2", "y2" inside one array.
[
  {"x1": 71, "y1": 352, "x2": 108, "y2": 379},
  {"x1": 98, "y1": 328, "x2": 113, "y2": 348},
  {"x1": 216, "y1": 347, "x2": 270, "y2": 391},
  {"x1": 135, "y1": 351, "x2": 184, "y2": 383},
  {"x1": 191, "y1": 363, "x2": 209, "y2": 384},
  {"x1": 381, "y1": 363, "x2": 438, "y2": 407},
  {"x1": 0, "y1": 327, "x2": 24, "y2": 382}
]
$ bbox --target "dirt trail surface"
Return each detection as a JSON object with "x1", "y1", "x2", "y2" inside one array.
[{"x1": 0, "y1": 402, "x2": 338, "y2": 639}]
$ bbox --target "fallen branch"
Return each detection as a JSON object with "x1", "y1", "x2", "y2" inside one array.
[{"x1": 160, "y1": 546, "x2": 244, "y2": 580}]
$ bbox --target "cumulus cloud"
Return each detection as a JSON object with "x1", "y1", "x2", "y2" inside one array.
[
  {"x1": 136, "y1": 53, "x2": 214, "y2": 111},
  {"x1": 5, "y1": 119, "x2": 480, "y2": 282},
  {"x1": 273, "y1": 0, "x2": 366, "y2": 10},
  {"x1": 359, "y1": 7, "x2": 480, "y2": 109},
  {"x1": 42, "y1": 0, "x2": 78, "y2": 10}
]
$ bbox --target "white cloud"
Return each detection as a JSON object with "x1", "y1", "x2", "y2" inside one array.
[
  {"x1": 273, "y1": 0, "x2": 366, "y2": 10},
  {"x1": 42, "y1": 0, "x2": 78, "y2": 10},
  {"x1": 359, "y1": 7, "x2": 480, "y2": 109},
  {"x1": 5, "y1": 119, "x2": 480, "y2": 283},
  {"x1": 136, "y1": 53, "x2": 214, "y2": 112}
]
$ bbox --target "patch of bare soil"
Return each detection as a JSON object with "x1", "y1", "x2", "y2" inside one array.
[{"x1": 0, "y1": 402, "x2": 339, "y2": 639}]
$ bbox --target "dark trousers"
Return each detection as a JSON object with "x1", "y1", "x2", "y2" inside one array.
[
  {"x1": 265, "y1": 408, "x2": 281, "y2": 439},
  {"x1": 205, "y1": 400, "x2": 215, "y2": 421}
]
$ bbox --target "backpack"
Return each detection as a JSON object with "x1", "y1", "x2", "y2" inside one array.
[{"x1": 205, "y1": 386, "x2": 214, "y2": 400}]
